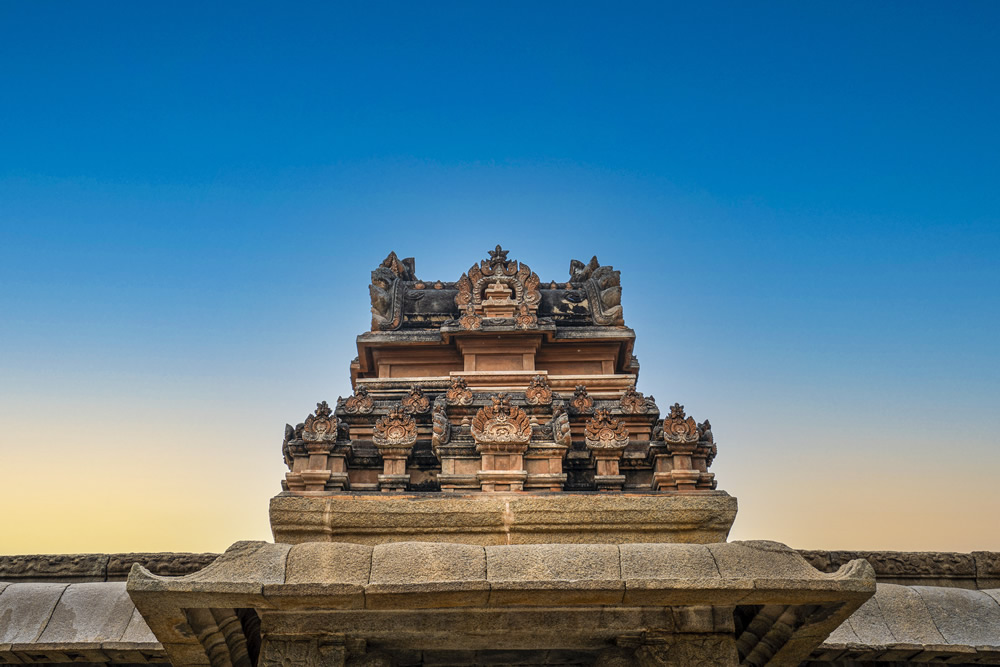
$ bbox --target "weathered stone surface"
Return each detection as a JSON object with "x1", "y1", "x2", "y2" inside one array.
[
  {"x1": 0, "y1": 583, "x2": 67, "y2": 643},
  {"x1": 371, "y1": 543, "x2": 485, "y2": 584},
  {"x1": 106, "y1": 553, "x2": 218, "y2": 580},
  {"x1": 874, "y1": 583, "x2": 946, "y2": 645},
  {"x1": 35, "y1": 582, "x2": 135, "y2": 643},
  {"x1": 915, "y1": 585, "x2": 1000, "y2": 646},
  {"x1": 620, "y1": 544, "x2": 717, "y2": 580},
  {"x1": 119, "y1": 607, "x2": 158, "y2": 643},
  {"x1": 285, "y1": 543, "x2": 372, "y2": 585},
  {"x1": 845, "y1": 595, "x2": 896, "y2": 645},
  {"x1": 270, "y1": 493, "x2": 737, "y2": 546},
  {"x1": 0, "y1": 554, "x2": 108, "y2": 582},
  {"x1": 486, "y1": 543, "x2": 622, "y2": 605}
]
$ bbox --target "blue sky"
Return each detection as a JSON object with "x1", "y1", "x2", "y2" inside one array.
[{"x1": 1, "y1": 2, "x2": 998, "y2": 553}]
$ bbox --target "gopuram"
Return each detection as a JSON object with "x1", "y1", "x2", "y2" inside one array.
[{"x1": 3, "y1": 247, "x2": 1000, "y2": 666}]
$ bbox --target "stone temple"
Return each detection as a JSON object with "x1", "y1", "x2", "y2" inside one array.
[{"x1": 2, "y1": 246, "x2": 1000, "y2": 666}]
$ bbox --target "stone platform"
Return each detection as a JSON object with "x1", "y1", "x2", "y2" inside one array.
[{"x1": 269, "y1": 492, "x2": 738, "y2": 546}]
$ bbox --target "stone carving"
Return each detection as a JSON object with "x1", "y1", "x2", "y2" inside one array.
[
  {"x1": 431, "y1": 396, "x2": 451, "y2": 453},
  {"x1": 585, "y1": 409, "x2": 629, "y2": 452},
  {"x1": 661, "y1": 403, "x2": 699, "y2": 444},
  {"x1": 569, "y1": 256, "x2": 624, "y2": 326},
  {"x1": 302, "y1": 401, "x2": 338, "y2": 444},
  {"x1": 261, "y1": 638, "x2": 345, "y2": 667},
  {"x1": 341, "y1": 385, "x2": 374, "y2": 414},
  {"x1": 619, "y1": 385, "x2": 653, "y2": 414},
  {"x1": 401, "y1": 386, "x2": 430, "y2": 413},
  {"x1": 524, "y1": 374, "x2": 553, "y2": 405},
  {"x1": 455, "y1": 245, "x2": 541, "y2": 328},
  {"x1": 570, "y1": 385, "x2": 594, "y2": 413},
  {"x1": 458, "y1": 304, "x2": 482, "y2": 330},
  {"x1": 699, "y1": 419, "x2": 717, "y2": 466},
  {"x1": 446, "y1": 376, "x2": 474, "y2": 405},
  {"x1": 471, "y1": 393, "x2": 531, "y2": 445},
  {"x1": 373, "y1": 406, "x2": 418, "y2": 451},
  {"x1": 370, "y1": 251, "x2": 414, "y2": 331},
  {"x1": 550, "y1": 401, "x2": 572, "y2": 448}
]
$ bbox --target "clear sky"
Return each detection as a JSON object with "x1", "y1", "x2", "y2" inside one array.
[{"x1": 1, "y1": 2, "x2": 998, "y2": 554}]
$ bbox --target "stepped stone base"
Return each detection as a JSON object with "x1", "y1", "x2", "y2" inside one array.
[{"x1": 269, "y1": 492, "x2": 738, "y2": 545}]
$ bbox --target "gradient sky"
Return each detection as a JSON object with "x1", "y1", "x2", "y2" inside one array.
[{"x1": 2, "y1": 2, "x2": 999, "y2": 555}]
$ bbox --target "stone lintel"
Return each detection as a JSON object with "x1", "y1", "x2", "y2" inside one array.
[{"x1": 268, "y1": 492, "x2": 738, "y2": 546}]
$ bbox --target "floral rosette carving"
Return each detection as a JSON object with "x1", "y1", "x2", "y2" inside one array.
[
  {"x1": 373, "y1": 406, "x2": 417, "y2": 455},
  {"x1": 302, "y1": 401, "x2": 338, "y2": 444},
  {"x1": 570, "y1": 385, "x2": 594, "y2": 413},
  {"x1": 662, "y1": 403, "x2": 699, "y2": 444},
  {"x1": 471, "y1": 393, "x2": 531, "y2": 445},
  {"x1": 401, "y1": 386, "x2": 430, "y2": 414},
  {"x1": 584, "y1": 409, "x2": 629, "y2": 455},
  {"x1": 524, "y1": 374, "x2": 552, "y2": 405},
  {"x1": 342, "y1": 385, "x2": 374, "y2": 414},
  {"x1": 515, "y1": 303, "x2": 537, "y2": 329},
  {"x1": 619, "y1": 385, "x2": 651, "y2": 414},
  {"x1": 446, "y1": 376, "x2": 474, "y2": 405},
  {"x1": 458, "y1": 305, "x2": 482, "y2": 330}
]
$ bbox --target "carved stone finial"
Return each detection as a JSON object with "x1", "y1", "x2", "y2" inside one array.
[
  {"x1": 401, "y1": 386, "x2": 430, "y2": 414},
  {"x1": 662, "y1": 403, "x2": 699, "y2": 444},
  {"x1": 471, "y1": 393, "x2": 531, "y2": 445},
  {"x1": 302, "y1": 401, "x2": 338, "y2": 443},
  {"x1": 342, "y1": 385, "x2": 374, "y2": 414},
  {"x1": 570, "y1": 385, "x2": 594, "y2": 413},
  {"x1": 585, "y1": 409, "x2": 629, "y2": 452},
  {"x1": 455, "y1": 246, "x2": 541, "y2": 327},
  {"x1": 446, "y1": 376, "x2": 474, "y2": 405},
  {"x1": 525, "y1": 375, "x2": 553, "y2": 405},
  {"x1": 619, "y1": 385, "x2": 652, "y2": 414},
  {"x1": 373, "y1": 406, "x2": 417, "y2": 450}
]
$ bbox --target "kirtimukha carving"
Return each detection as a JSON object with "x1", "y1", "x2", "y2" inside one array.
[
  {"x1": 373, "y1": 405, "x2": 417, "y2": 491},
  {"x1": 569, "y1": 256, "x2": 624, "y2": 326},
  {"x1": 524, "y1": 374, "x2": 553, "y2": 405},
  {"x1": 369, "y1": 251, "x2": 416, "y2": 331},
  {"x1": 619, "y1": 384, "x2": 654, "y2": 414},
  {"x1": 445, "y1": 376, "x2": 474, "y2": 405},
  {"x1": 282, "y1": 401, "x2": 349, "y2": 492},
  {"x1": 472, "y1": 393, "x2": 531, "y2": 445},
  {"x1": 585, "y1": 409, "x2": 629, "y2": 491},
  {"x1": 401, "y1": 386, "x2": 430, "y2": 414},
  {"x1": 585, "y1": 409, "x2": 629, "y2": 451},
  {"x1": 455, "y1": 245, "x2": 541, "y2": 329},
  {"x1": 570, "y1": 385, "x2": 595, "y2": 413},
  {"x1": 341, "y1": 385, "x2": 374, "y2": 414},
  {"x1": 662, "y1": 403, "x2": 699, "y2": 443}
]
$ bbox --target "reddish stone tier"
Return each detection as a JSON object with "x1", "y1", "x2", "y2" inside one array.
[{"x1": 280, "y1": 246, "x2": 718, "y2": 494}]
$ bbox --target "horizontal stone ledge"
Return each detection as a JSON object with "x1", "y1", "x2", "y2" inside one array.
[{"x1": 269, "y1": 492, "x2": 738, "y2": 546}]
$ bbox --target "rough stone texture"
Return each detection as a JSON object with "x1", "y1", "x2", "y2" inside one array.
[
  {"x1": 873, "y1": 582, "x2": 946, "y2": 645},
  {"x1": 270, "y1": 493, "x2": 737, "y2": 546},
  {"x1": 799, "y1": 548, "x2": 1000, "y2": 589},
  {"x1": 284, "y1": 543, "x2": 372, "y2": 585},
  {"x1": 486, "y1": 543, "x2": 622, "y2": 605},
  {"x1": 914, "y1": 585, "x2": 1000, "y2": 646},
  {"x1": 0, "y1": 553, "x2": 217, "y2": 583},
  {"x1": 371, "y1": 542, "x2": 486, "y2": 584}
]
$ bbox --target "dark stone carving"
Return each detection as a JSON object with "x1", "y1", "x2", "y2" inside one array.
[
  {"x1": 370, "y1": 251, "x2": 414, "y2": 331},
  {"x1": 550, "y1": 401, "x2": 571, "y2": 448},
  {"x1": 569, "y1": 256, "x2": 624, "y2": 326},
  {"x1": 431, "y1": 396, "x2": 451, "y2": 454}
]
